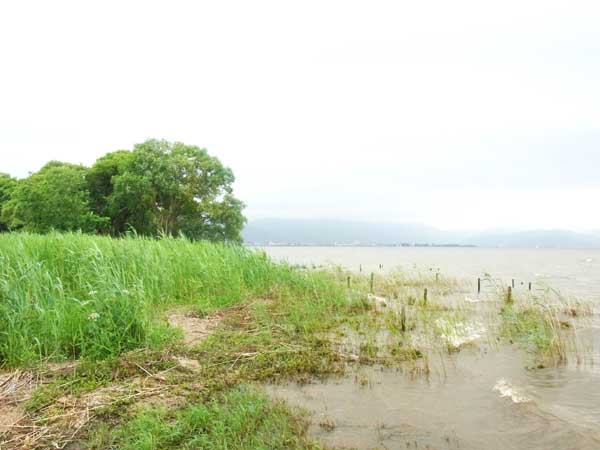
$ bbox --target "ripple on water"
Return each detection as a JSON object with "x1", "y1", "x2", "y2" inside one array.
[
  {"x1": 526, "y1": 364, "x2": 600, "y2": 433},
  {"x1": 266, "y1": 346, "x2": 600, "y2": 450}
]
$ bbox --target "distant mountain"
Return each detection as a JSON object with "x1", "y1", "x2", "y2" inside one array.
[
  {"x1": 243, "y1": 218, "x2": 455, "y2": 245},
  {"x1": 243, "y1": 218, "x2": 600, "y2": 248}
]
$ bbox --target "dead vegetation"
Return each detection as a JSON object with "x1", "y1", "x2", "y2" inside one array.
[{"x1": 0, "y1": 307, "x2": 231, "y2": 450}]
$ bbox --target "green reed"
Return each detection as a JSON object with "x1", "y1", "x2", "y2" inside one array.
[{"x1": 0, "y1": 232, "x2": 344, "y2": 367}]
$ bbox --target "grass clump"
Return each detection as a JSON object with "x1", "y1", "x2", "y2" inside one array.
[
  {"x1": 499, "y1": 304, "x2": 565, "y2": 361},
  {"x1": 87, "y1": 386, "x2": 321, "y2": 450}
]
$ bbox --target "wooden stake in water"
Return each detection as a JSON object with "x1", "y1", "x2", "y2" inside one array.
[
  {"x1": 423, "y1": 288, "x2": 428, "y2": 306},
  {"x1": 507, "y1": 286, "x2": 513, "y2": 304},
  {"x1": 512, "y1": 279, "x2": 515, "y2": 289},
  {"x1": 400, "y1": 305, "x2": 406, "y2": 333},
  {"x1": 370, "y1": 272, "x2": 374, "y2": 293},
  {"x1": 478, "y1": 277, "x2": 481, "y2": 294},
  {"x1": 528, "y1": 282, "x2": 532, "y2": 291}
]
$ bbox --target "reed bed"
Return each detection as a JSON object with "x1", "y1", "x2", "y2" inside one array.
[{"x1": 0, "y1": 232, "x2": 344, "y2": 367}]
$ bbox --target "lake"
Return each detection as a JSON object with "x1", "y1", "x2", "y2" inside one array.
[
  {"x1": 261, "y1": 246, "x2": 600, "y2": 450},
  {"x1": 259, "y1": 246, "x2": 600, "y2": 301}
]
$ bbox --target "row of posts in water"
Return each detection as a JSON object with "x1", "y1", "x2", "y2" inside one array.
[
  {"x1": 347, "y1": 270, "x2": 532, "y2": 305},
  {"x1": 478, "y1": 277, "x2": 532, "y2": 304},
  {"x1": 477, "y1": 277, "x2": 531, "y2": 293}
]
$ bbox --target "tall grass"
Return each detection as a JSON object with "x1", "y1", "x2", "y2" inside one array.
[
  {"x1": 496, "y1": 286, "x2": 594, "y2": 363},
  {"x1": 0, "y1": 232, "x2": 344, "y2": 367}
]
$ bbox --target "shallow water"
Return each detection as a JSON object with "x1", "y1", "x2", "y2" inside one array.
[
  {"x1": 262, "y1": 246, "x2": 600, "y2": 449},
  {"x1": 267, "y1": 346, "x2": 600, "y2": 450},
  {"x1": 259, "y1": 246, "x2": 600, "y2": 301}
]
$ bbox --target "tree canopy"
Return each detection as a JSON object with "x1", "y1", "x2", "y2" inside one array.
[
  {"x1": 0, "y1": 173, "x2": 17, "y2": 231},
  {"x1": 1, "y1": 140, "x2": 246, "y2": 242}
]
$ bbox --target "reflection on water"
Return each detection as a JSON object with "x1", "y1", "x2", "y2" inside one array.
[{"x1": 267, "y1": 346, "x2": 600, "y2": 450}]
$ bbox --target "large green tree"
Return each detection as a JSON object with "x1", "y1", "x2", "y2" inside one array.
[
  {"x1": 92, "y1": 139, "x2": 246, "y2": 242},
  {"x1": 0, "y1": 173, "x2": 17, "y2": 231},
  {"x1": 2, "y1": 139, "x2": 245, "y2": 241},
  {"x1": 3, "y1": 162, "x2": 107, "y2": 233}
]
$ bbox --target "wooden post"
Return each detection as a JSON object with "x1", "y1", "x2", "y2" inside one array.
[
  {"x1": 512, "y1": 279, "x2": 515, "y2": 289},
  {"x1": 507, "y1": 286, "x2": 513, "y2": 304},
  {"x1": 477, "y1": 277, "x2": 481, "y2": 294},
  {"x1": 400, "y1": 305, "x2": 406, "y2": 333},
  {"x1": 435, "y1": 272, "x2": 439, "y2": 283},
  {"x1": 359, "y1": 264, "x2": 362, "y2": 272},
  {"x1": 347, "y1": 276, "x2": 350, "y2": 288},
  {"x1": 528, "y1": 282, "x2": 532, "y2": 291},
  {"x1": 370, "y1": 272, "x2": 374, "y2": 293},
  {"x1": 423, "y1": 288, "x2": 428, "y2": 306}
]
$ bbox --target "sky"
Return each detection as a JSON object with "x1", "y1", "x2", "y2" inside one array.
[{"x1": 1, "y1": 0, "x2": 599, "y2": 232}]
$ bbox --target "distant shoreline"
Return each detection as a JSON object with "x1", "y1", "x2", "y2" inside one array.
[
  {"x1": 245, "y1": 243, "x2": 600, "y2": 250},
  {"x1": 245, "y1": 243, "x2": 478, "y2": 248},
  {"x1": 244, "y1": 220, "x2": 600, "y2": 249}
]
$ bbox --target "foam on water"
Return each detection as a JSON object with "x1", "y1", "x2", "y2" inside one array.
[
  {"x1": 493, "y1": 378, "x2": 531, "y2": 404},
  {"x1": 367, "y1": 293, "x2": 387, "y2": 306},
  {"x1": 436, "y1": 318, "x2": 486, "y2": 348}
]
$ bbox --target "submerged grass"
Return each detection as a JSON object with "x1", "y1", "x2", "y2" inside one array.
[
  {"x1": 500, "y1": 305, "x2": 564, "y2": 358},
  {"x1": 0, "y1": 232, "x2": 348, "y2": 367},
  {"x1": 497, "y1": 289, "x2": 588, "y2": 363},
  {"x1": 496, "y1": 275, "x2": 597, "y2": 364}
]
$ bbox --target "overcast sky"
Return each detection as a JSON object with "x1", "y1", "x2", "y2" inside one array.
[{"x1": 1, "y1": 1, "x2": 599, "y2": 232}]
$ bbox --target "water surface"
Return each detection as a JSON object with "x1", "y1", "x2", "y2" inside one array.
[
  {"x1": 261, "y1": 246, "x2": 600, "y2": 449},
  {"x1": 260, "y1": 246, "x2": 600, "y2": 301},
  {"x1": 267, "y1": 347, "x2": 600, "y2": 450}
]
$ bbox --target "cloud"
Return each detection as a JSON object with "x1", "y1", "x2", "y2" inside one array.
[{"x1": 0, "y1": 0, "x2": 599, "y2": 230}]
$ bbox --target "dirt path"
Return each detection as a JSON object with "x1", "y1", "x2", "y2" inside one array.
[{"x1": 167, "y1": 310, "x2": 221, "y2": 346}]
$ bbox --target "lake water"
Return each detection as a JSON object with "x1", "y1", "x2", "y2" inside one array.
[
  {"x1": 261, "y1": 246, "x2": 600, "y2": 450},
  {"x1": 259, "y1": 246, "x2": 600, "y2": 302}
]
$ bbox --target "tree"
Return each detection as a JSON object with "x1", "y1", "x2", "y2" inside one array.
[
  {"x1": 178, "y1": 192, "x2": 245, "y2": 242},
  {"x1": 0, "y1": 173, "x2": 17, "y2": 231},
  {"x1": 87, "y1": 150, "x2": 134, "y2": 234},
  {"x1": 4, "y1": 162, "x2": 107, "y2": 233},
  {"x1": 1, "y1": 139, "x2": 246, "y2": 241},
  {"x1": 106, "y1": 139, "x2": 246, "y2": 241}
]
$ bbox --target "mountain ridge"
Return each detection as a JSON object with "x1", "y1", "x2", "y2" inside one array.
[{"x1": 243, "y1": 218, "x2": 600, "y2": 248}]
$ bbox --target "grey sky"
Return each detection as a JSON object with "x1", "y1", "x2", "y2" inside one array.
[{"x1": 1, "y1": 1, "x2": 599, "y2": 231}]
